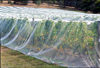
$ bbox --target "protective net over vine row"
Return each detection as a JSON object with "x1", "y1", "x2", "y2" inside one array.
[{"x1": 0, "y1": 6, "x2": 100, "y2": 67}]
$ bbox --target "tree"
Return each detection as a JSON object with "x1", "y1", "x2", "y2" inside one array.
[
  {"x1": 8, "y1": 0, "x2": 12, "y2": 4},
  {"x1": 13, "y1": 0, "x2": 28, "y2": 5},
  {"x1": 0, "y1": 0, "x2": 3, "y2": 3}
]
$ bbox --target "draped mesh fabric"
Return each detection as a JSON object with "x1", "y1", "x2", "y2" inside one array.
[{"x1": 0, "y1": 6, "x2": 100, "y2": 67}]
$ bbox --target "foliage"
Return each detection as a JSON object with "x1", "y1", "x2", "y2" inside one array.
[
  {"x1": 1, "y1": 0, "x2": 100, "y2": 12},
  {"x1": 1, "y1": 18, "x2": 98, "y2": 67},
  {"x1": 32, "y1": 0, "x2": 100, "y2": 13},
  {"x1": 24, "y1": 19, "x2": 98, "y2": 55},
  {"x1": 13, "y1": 0, "x2": 29, "y2": 5}
]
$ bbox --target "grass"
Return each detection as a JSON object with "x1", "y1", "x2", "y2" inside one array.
[{"x1": 1, "y1": 46, "x2": 66, "y2": 68}]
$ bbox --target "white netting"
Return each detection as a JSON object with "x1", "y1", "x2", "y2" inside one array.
[{"x1": 0, "y1": 6, "x2": 100, "y2": 67}]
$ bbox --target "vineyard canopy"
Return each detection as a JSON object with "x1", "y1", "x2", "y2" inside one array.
[{"x1": 0, "y1": 6, "x2": 100, "y2": 67}]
